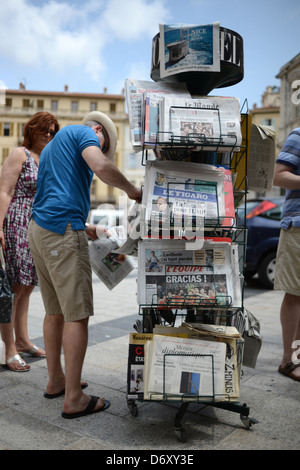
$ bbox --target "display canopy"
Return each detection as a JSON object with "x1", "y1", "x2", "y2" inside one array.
[{"x1": 151, "y1": 23, "x2": 244, "y2": 96}]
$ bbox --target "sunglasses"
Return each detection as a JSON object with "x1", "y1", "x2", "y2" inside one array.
[
  {"x1": 101, "y1": 126, "x2": 110, "y2": 153},
  {"x1": 44, "y1": 130, "x2": 56, "y2": 137}
]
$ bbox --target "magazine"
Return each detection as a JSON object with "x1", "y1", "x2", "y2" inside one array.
[
  {"x1": 158, "y1": 95, "x2": 242, "y2": 150},
  {"x1": 142, "y1": 160, "x2": 226, "y2": 233},
  {"x1": 158, "y1": 23, "x2": 220, "y2": 79},
  {"x1": 125, "y1": 78, "x2": 190, "y2": 150},
  {"x1": 219, "y1": 166, "x2": 235, "y2": 227},
  {"x1": 142, "y1": 91, "x2": 176, "y2": 146},
  {"x1": 137, "y1": 238, "x2": 242, "y2": 309},
  {"x1": 89, "y1": 236, "x2": 135, "y2": 290},
  {"x1": 144, "y1": 334, "x2": 226, "y2": 401}
]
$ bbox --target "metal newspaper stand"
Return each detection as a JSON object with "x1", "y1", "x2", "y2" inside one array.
[{"x1": 126, "y1": 103, "x2": 258, "y2": 443}]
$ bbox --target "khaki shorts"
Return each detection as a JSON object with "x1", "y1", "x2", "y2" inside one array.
[
  {"x1": 274, "y1": 226, "x2": 300, "y2": 296},
  {"x1": 28, "y1": 219, "x2": 93, "y2": 322}
]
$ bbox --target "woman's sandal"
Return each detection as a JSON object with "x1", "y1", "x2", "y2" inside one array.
[
  {"x1": 278, "y1": 361, "x2": 300, "y2": 382},
  {"x1": 0, "y1": 354, "x2": 30, "y2": 372},
  {"x1": 18, "y1": 344, "x2": 46, "y2": 358}
]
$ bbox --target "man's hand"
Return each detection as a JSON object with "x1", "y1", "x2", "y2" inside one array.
[
  {"x1": 86, "y1": 224, "x2": 110, "y2": 240},
  {"x1": 127, "y1": 186, "x2": 142, "y2": 203},
  {"x1": 85, "y1": 224, "x2": 98, "y2": 241}
]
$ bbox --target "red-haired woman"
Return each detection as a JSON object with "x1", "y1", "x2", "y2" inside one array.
[{"x1": 0, "y1": 112, "x2": 59, "y2": 371}]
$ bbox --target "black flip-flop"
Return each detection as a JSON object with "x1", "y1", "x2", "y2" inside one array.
[
  {"x1": 278, "y1": 362, "x2": 300, "y2": 382},
  {"x1": 61, "y1": 395, "x2": 110, "y2": 419},
  {"x1": 44, "y1": 382, "x2": 88, "y2": 399}
]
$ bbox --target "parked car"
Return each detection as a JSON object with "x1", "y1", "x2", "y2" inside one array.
[{"x1": 236, "y1": 197, "x2": 285, "y2": 289}]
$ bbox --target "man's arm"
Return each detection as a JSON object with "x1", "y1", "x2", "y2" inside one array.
[
  {"x1": 82, "y1": 146, "x2": 141, "y2": 202},
  {"x1": 273, "y1": 162, "x2": 300, "y2": 190}
]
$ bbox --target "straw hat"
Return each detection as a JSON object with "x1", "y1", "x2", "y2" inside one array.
[{"x1": 82, "y1": 111, "x2": 117, "y2": 161}]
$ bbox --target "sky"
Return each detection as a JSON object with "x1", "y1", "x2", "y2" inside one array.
[{"x1": 0, "y1": 0, "x2": 299, "y2": 109}]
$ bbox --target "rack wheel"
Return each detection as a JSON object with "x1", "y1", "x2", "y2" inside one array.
[
  {"x1": 128, "y1": 400, "x2": 138, "y2": 417},
  {"x1": 240, "y1": 415, "x2": 258, "y2": 429},
  {"x1": 174, "y1": 427, "x2": 187, "y2": 443}
]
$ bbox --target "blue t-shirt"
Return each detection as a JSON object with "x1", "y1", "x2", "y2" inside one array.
[
  {"x1": 276, "y1": 127, "x2": 300, "y2": 229},
  {"x1": 32, "y1": 125, "x2": 100, "y2": 234}
]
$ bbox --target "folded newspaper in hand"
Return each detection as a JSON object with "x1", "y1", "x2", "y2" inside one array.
[{"x1": 89, "y1": 234, "x2": 135, "y2": 290}]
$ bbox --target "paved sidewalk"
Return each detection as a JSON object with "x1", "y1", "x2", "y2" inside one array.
[{"x1": 0, "y1": 271, "x2": 299, "y2": 451}]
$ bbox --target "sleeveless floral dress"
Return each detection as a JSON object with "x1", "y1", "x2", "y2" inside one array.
[{"x1": 3, "y1": 148, "x2": 39, "y2": 286}]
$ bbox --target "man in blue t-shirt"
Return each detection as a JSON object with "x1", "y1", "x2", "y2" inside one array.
[
  {"x1": 28, "y1": 111, "x2": 141, "y2": 418},
  {"x1": 273, "y1": 127, "x2": 300, "y2": 382}
]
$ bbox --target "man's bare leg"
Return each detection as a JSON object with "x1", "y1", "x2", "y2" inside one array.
[
  {"x1": 62, "y1": 317, "x2": 105, "y2": 414},
  {"x1": 43, "y1": 313, "x2": 65, "y2": 395},
  {"x1": 280, "y1": 293, "x2": 300, "y2": 379}
]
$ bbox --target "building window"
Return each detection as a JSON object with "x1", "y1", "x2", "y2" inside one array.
[
  {"x1": 260, "y1": 118, "x2": 276, "y2": 131},
  {"x1": 37, "y1": 99, "x2": 44, "y2": 109},
  {"x1": 3, "y1": 123, "x2": 11, "y2": 136},
  {"x1": 5, "y1": 98, "x2": 12, "y2": 107},
  {"x1": 23, "y1": 99, "x2": 30, "y2": 108},
  {"x1": 71, "y1": 101, "x2": 78, "y2": 113},
  {"x1": 90, "y1": 102, "x2": 97, "y2": 111},
  {"x1": 51, "y1": 100, "x2": 58, "y2": 112},
  {"x1": 19, "y1": 123, "x2": 25, "y2": 137},
  {"x1": 110, "y1": 102, "x2": 116, "y2": 112}
]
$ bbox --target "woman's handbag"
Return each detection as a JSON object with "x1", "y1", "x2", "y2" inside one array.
[{"x1": 0, "y1": 247, "x2": 12, "y2": 323}]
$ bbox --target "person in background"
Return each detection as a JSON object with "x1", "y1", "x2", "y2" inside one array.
[
  {"x1": 28, "y1": 111, "x2": 142, "y2": 419},
  {"x1": 0, "y1": 112, "x2": 59, "y2": 372},
  {"x1": 273, "y1": 127, "x2": 300, "y2": 382}
]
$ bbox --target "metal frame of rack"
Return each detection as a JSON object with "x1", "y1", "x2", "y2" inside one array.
[{"x1": 126, "y1": 101, "x2": 258, "y2": 442}]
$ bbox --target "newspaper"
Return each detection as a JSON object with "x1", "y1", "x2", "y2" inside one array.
[
  {"x1": 125, "y1": 78, "x2": 190, "y2": 150},
  {"x1": 137, "y1": 238, "x2": 242, "y2": 309},
  {"x1": 183, "y1": 322, "x2": 241, "y2": 338},
  {"x1": 159, "y1": 95, "x2": 242, "y2": 151},
  {"x1": 144, "y1": 334, "x2": 226, "y2": 401},
  {"x1": 127, "y1": 332, "x2": 153, "y2": 401},
  {"x1": 89, "y1": 234, "x2": 135, "y2": 290},
  {"x1": 153, "y1": 324, "x2": 241, "y2": 399},
  {"x1": 158, "y1": 23, "x2": 220, "y2": 79},
  {"x1": 142, "y1": 160, "x2": 226, "y2": 233},
  {"x1": 247, "y1": 124, "x2": 276, "y2": 192}
]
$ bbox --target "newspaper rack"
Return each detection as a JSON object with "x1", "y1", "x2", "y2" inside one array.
[
  {"x1": 127, "y1": 327, "x2": 253, "y2": 443},
  {"x1": 126, "y1": 64, "x2": 258, "y2": 441}
]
